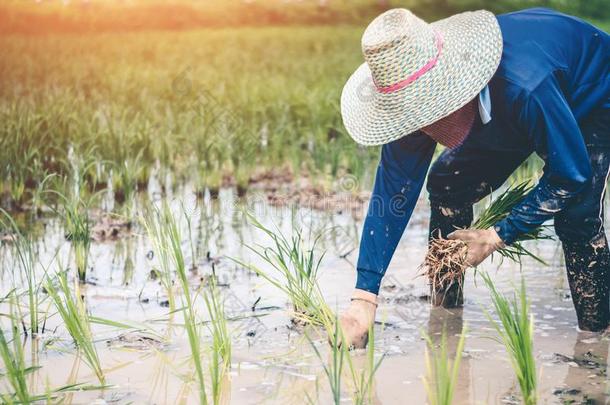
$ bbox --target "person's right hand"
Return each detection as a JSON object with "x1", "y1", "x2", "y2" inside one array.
[{"x1": 337, "y1": 289, "x2": 378, "y2": 349}]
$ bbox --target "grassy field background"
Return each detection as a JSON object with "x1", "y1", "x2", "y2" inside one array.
[{"x1": 0, "y1": 0, "x2": 608, "y2": 209}]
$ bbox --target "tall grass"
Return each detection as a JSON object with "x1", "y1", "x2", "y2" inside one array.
[
  {"x1": 44, "y1": 270, "x2": 105, "y2": 385},
  {"x1": 482, "y1": 273, "x2": 537, "y2": 405},
  {"x1": 234, "y1": 213, "x2": 334, "y2": 328},
  {"x1": 422, "y1": 326, "x2": 467, "y2": 405}
]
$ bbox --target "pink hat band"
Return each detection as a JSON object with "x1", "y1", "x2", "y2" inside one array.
[{"x1": 374, "y1": 32, "x2": 444, "y2": 94}]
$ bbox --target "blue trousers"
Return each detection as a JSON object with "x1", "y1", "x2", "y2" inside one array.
[{"x1": 426, "y1": 111, "x2": 610, "y2": 331}]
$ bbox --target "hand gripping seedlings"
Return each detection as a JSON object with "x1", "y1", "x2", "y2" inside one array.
[{"x1": 421, "y1": 181, "x2": 551, "y2": 306}]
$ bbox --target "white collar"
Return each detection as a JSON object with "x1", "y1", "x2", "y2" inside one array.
[{"x1": 478, "y1": 85, "x2": 492, "y2": 124}]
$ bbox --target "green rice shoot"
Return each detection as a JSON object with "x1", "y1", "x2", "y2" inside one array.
[
  {"x1": 346, "y1": 325, "x2": 385, "y2": 405},
  {"x1": 44, "y1": 270, "x2": 105, "y2": 385},
  {"x1": 422, "y1": 325, "x2": 467, "y2": 405},
  {"x1": 307, "y1": 316, "x2": 346, "y2": 405},
  {"x1": 234, "y1": 212, "x2": 334, "y2": 329},
  {"x1": 482, "y1": 272, "x2": 537, "y2": 405},
  {"x1": 0, "y1": 209, "x2": 49, "y2": 336}
]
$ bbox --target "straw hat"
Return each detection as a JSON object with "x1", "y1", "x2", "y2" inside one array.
[{"x1": 341, "y1": 9, "x2": 502, "y2": 146}]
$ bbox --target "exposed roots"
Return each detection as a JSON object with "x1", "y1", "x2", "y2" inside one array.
[{"x1": 420, "y1": 238, "x2": 469, "y2": 301}]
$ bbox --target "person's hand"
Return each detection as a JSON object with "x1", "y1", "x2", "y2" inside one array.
[
  {"x1": 447, "y1": 228, "x2": 505, "y2": 267},
  {"x1": 336, "y1": 289, "x2": 377, "y2": 349}
]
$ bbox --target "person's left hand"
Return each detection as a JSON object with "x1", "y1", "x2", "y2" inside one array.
[{"x1": 447, "y1": 228, "x2": 505, "y2": 267}]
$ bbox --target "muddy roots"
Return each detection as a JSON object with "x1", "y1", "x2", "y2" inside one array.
[{"x1": 420, "y1": 238, "x2": 469, "y2": 305}]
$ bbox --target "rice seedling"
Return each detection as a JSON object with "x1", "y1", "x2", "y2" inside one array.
[
  {"x1": 0, "y1": 209, "x2": 48, "y2": 336},
  {"x1": 346, "y1": 325, "x2": 385, "y2": 405},
  {"x1": 481, "y1": 272, "x2": 537, "y2": 405},
  {"x1": 307, "y1": 318, "x2": 346, "y2": 405},
  {"x1": 422, "y1": 326, "x2": 467, "y2": 405},
  {"x1": 141, "y1": 201, "x2": 209, "y2": 404},
  {"x1": 202, "y1": 278, "x2": 231, "y2": 405},
  {"x1": 421, "y1": 181, "x2": 551, "y2": 304},
  {"x1": 111, "y1": 150, "x2": 147, "y2": 210},
  {"x1": 0, "y1": 294, "x2": 35, "y2": 404},
  {"x1": 63, "y1": 197, "x2": 92, "y2": 284},
  {"x1": 141, "y1": 204, "x2": 177, "y2": 312},
  {"x1": 44, "y1": 270, "x2": 105, "y2": 385},
  {"x1": 181, "y1": 201, "x2": 199, "y2": 270},
  {"x1": 0, "y1": 293, "x2": 103, "y2": 403},
  {"x1": 48, "y1": 189, "x2": 94, "y2": 283},
  {"x1": 233, "y1": 212, "x2": 334, "y2": 328}
]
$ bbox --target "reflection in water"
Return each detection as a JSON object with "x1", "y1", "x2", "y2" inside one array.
[
  {"x1": 559, "y1": 333, "x2": 609, "y2": 404},
  {"x1": 427, "y1": 307, "x2": 471, "y2": 405}
]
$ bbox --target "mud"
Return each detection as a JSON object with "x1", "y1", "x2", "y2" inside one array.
[
  {"x1": 248, "y1": 168, "x2": 369, "y2": 218},
  {"x1": 90, "y1": 211, "x2": 133, "y2": 242}
]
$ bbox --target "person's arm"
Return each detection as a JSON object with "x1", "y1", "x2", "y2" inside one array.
[
  {"x1": 494, "y1": 74, "x2": 592, "y2": 244},
  {"x1": 356, "y1": 131, "x2": 436, "y2": 294}
]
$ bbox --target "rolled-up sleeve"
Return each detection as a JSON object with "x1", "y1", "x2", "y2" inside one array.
[
  {"x1": 356, "y1": 132, "x2": 436, "y2": 294},
  {"x1": 495, "y1": 75, "x2": 592, "y2": 244}
]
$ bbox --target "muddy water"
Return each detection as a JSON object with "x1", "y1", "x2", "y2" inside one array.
[{"x1": 1, "y1": 184, "x2": 609, "y2": 404}]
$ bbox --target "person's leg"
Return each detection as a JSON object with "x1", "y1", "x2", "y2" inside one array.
[
  {"x1": 427, "y1": 123, "x2": 532, "y2": 307},
  {"x1": 554, "y1": 111, "x2": 610, "y2": 332}
]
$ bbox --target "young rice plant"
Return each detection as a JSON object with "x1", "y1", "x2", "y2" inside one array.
[
  {"x1": 422, "y1": 326, "x2": 467, "y2": 405},
  {"x1": 235, "y1": 212, "x2": 334, "y2": 329},
  {"x1": 482, "y1": 272, "x2": 537, "y2": 405},
  {"x1": 45, "y1": 270, "x2": 105, "y2": 385}
]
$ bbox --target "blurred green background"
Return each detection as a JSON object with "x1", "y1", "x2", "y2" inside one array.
[
  {"x1": 0, "y1": 1, "x2": 607, "y2": 210},
  {"x1": 1, "y1": 0, "x2": 608, "y2": 34}
]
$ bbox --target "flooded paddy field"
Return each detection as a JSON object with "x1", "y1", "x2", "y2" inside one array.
[
  {"x1": 1, "y1": 6, "x2": 610, "y2": 403},
  {"x1": 1, "y1": 182, "x2": 608, "y2": 404}
]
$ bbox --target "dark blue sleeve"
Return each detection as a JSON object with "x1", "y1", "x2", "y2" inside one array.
[
  {"x1": 495, "y1": 75, "x2": 592, "y2": 244},
  {"x1": 355, "y1": 132, "x2": 436, "y2": 294}
]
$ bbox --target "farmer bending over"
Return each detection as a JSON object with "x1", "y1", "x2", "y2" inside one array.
[{"x1": 339, "y1": 7, "x2": 609, "y2": 348}]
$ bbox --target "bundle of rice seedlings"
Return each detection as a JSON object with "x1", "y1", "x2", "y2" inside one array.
[{"x1": 421, "y1": 181, "x2": 551, "y2": 305}]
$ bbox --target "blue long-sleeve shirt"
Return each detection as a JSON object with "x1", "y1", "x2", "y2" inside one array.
[{"x1": 356, "y1": 8, "x2": 610, "y2": 294}]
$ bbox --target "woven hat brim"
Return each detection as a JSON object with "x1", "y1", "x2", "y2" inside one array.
[{"x1": 341, "y1": 10, "x2": 503, "y2": 146}]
